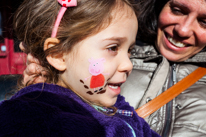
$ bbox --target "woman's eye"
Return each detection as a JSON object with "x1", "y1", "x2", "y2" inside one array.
[
  {"x1": 199, "y1": 20, "x2": 206, "y2": 29},
  {"x1": 171, "y1": 7, "x2": 183, "y2": 15},
  {"x1": 169, "y1": 2, "x2": 185, "y2": 15}
]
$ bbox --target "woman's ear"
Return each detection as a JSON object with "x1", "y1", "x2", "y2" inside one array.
[{"x1": 44, "y1": 38, "x2": 66, "y2": 71}]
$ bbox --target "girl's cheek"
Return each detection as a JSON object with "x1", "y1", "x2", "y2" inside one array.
[{"x1": 78, "y1": 57, "x2": 108, "y2": 95}]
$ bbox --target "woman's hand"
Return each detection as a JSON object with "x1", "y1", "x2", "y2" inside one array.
[{"x1": 20, "y1": 42, "x2": 47, "y2": 85}]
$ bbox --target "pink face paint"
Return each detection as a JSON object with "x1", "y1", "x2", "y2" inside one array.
[
  {"x1": 81, "y1": 58, "x2": 108, "y2": 95},
  {"x1": 88, "y1": 58, "x2": 105, "y2": 76},
  {"x1": 88, "y1": 58, "x2": 106, "y2": 89}
]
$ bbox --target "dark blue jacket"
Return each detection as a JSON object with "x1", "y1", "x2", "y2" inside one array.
[{"x1": 0, "y1": 83, "x2": 160, "y2": 137}]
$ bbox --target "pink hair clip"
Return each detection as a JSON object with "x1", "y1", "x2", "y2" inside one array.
[{"x1": 51, "y1": 0, "x2": 77, "y2": 38}]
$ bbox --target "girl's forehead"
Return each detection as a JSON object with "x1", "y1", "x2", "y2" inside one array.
[
  {"x1": 97, "y1": 2, "x2": 136, "y2": 35},
  {"x1": 111, "y1": 3, "x2": 136, "y2": 21}
]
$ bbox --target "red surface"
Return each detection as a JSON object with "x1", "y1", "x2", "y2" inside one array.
[
  {"x1": 0, "y1": 0, "x2": 27, "y2": 75},
  {"x1": 0, "y1": 38, "x2": 26, "y2": 75}
]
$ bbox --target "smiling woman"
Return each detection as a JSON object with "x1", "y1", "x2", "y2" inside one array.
[
  {"x1": 156, "y1": 0, "x2": 206, "y2": 62},
  {"x1": 121, "y1": 0, "x2": 206, "y2": 136}
]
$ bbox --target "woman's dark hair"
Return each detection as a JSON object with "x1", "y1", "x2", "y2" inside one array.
[{"x1": 137, "y1": 0, "x2": 169, "y2": 45}]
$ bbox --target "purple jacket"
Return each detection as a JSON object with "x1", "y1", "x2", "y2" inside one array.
[{"x1": 0, "y1": 83, "x2": 160, "y2": 137}]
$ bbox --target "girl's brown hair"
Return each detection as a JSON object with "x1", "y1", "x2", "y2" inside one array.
[{"x1": 14, "y1": 0, "x2": 139, "y2": 88}]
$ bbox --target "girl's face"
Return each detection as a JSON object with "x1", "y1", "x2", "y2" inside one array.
[
  {"x1": 156, "y1": 0, "x2": 206, "y2": 62},
  {"x1": 60, "y1": 5, "x2": 138, "y2": 107}
]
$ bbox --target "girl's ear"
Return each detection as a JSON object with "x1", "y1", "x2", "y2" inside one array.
[{"x1": 44, "y1": 38, "x2": 66, "y2": 71}]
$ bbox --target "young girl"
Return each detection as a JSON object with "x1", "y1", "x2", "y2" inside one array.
[{"x1": 0, "y1": 0, "x2": 159, "y2": 136}]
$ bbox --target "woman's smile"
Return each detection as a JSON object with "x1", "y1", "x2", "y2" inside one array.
[
  {"x1": 156, "y1": 0, "x2": 206, "y2": 62},
  {"x1": 164, "y1": 32, "x2": 188, "y2": 52}
]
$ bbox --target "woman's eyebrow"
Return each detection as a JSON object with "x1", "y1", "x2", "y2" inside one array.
[
  {"x1": 170, "y1": 0, "x2": 188, "y2": 9},
  {"x1": 171, "y1": 0, "x2": 206, "y2": 17}
]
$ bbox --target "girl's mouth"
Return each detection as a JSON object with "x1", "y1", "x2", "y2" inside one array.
[
  {"x1": 107, "y1": 82, "x2": 124, "y2": 95},
  {"x1": 108, "y1": 83, "x2": 122, "y2": 89}
]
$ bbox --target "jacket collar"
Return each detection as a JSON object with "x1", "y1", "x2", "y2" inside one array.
[{"x1": 131, "y1": 44, "x2": 206, "y2": 63}]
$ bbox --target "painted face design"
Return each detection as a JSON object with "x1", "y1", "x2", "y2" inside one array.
[
  {"x1": 88, "y1": 58, "x2": 105, "y2": 88},
  {"x1": 80, "y1": 58, "x2": 108, "y2": 95}
]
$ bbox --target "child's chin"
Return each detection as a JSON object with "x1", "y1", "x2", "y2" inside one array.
[{"x1": 101, "y1": 98, "x2": 117, "y2": 107}]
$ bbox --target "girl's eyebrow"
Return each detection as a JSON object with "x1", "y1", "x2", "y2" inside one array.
[
  {"x1": 103, "y1": 37, "x2": 127, "y2": 43},
  {"x1": 103, "y1": 36, "x2": 136, "y2": 47}
]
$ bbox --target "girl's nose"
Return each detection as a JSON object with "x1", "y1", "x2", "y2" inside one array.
[
  {"x1": 174, "y1": 17, "x2": 194, "y2": 38},
  {"x1": 118, "y1": 56, "x2": 133, "y2": 74}
]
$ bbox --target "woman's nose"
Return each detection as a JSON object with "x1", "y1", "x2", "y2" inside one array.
[{"x1": 174, "y1": 17, "x2": 194, "y2": 38}]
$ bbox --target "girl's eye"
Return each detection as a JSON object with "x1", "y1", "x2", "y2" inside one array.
[
  {"x1": 108, "y1": 46, "x2": 118, "y2": 52},
  {"x1": 107, "y1": 44, "x2": 118, "y2": 55}
]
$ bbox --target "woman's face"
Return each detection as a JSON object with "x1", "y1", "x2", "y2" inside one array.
[{"x1": 156, "y1": 0, "x2": 206, "y2": 62}]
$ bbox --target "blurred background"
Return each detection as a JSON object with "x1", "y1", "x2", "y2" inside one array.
[{"x1": 0, "y1": 0, "x2": 25, "y2": 101}]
